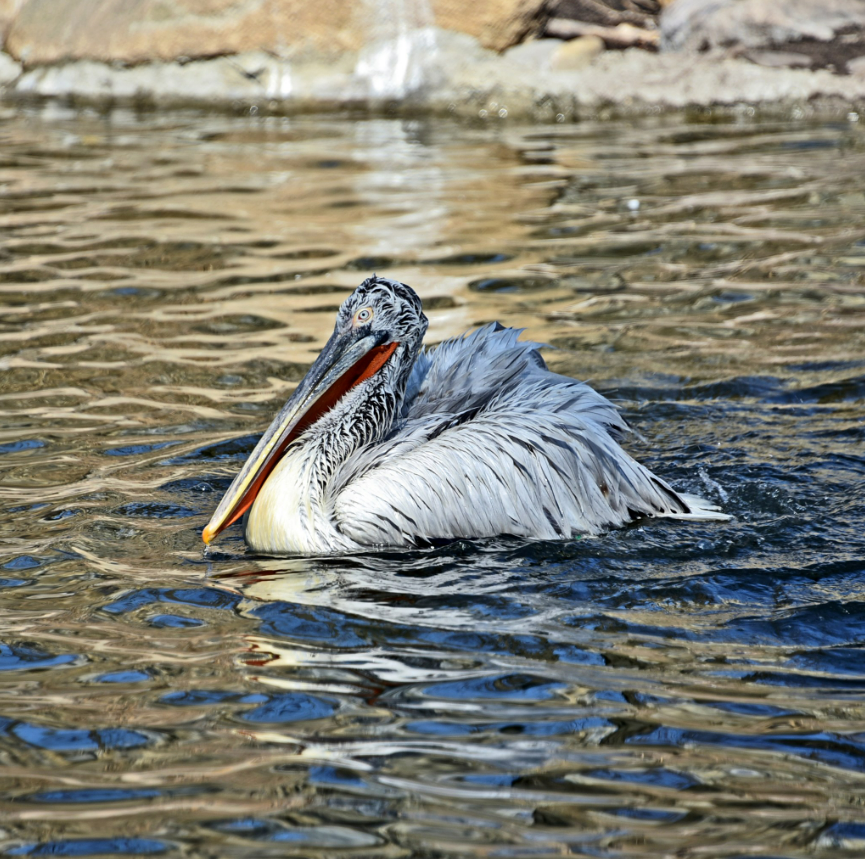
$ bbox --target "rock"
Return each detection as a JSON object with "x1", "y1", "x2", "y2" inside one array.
[
  {"x1": 549, "y1": 0, "x2": 659, "y2": 30},
  {"x1": 503, "y1": 38, "x2": 563, "y2": 72},
  {"x1": 0, "y1": 50, "x2": 21, "y2": 86},
  {"x1": 849, "y1": 55, "x2": 865, "y2": 77},
  {"x1": 13, "y1": 53, "x2": 282, "y2": 104},
  {"x1": 0, "y1": 0, "x2": 24, "y2": 41},
  {"x1": 6, "y1": 0, "x2": 366, "y2": 66},
  {"x1": 11, "y1": 29, "x2": 480, "y2": 106},
  {"x1": 546, "y1": 19, "x2": 659, "y2": 49},
  {"x1": 745, "y1": 50, "x2": 813, "y2": 69},
  {"x1": 433, "y1": 0, "x2": 548, "y2": 51},
  {"x1": 4, "y1": 0, "x2": 548, "y2": 67},
  {"x1": 576, "y1": 43, "x2": 865, "y2": 104},
  {"x1": 551, "y1": 35, "x2": 605, "y2": 69},
  {"x1": 661, "y1": 0, "x2": 865, "y2": 73},
  {"x1": 10, "y1": 22, "x2": 865, "y2": 115}
]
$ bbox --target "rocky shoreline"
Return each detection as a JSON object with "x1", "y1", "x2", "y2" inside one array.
[{"x1": 2, "y1": 0, "x2": 865, "y2": 118}]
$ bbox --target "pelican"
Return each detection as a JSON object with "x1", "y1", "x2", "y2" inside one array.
[{"x1": 203, "y1": 275, "x2": 726, "y2": 554}]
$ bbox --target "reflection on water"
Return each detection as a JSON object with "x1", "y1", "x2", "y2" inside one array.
[{"x1": 1, "y1": 104, "x2": 864, "y2": 858}]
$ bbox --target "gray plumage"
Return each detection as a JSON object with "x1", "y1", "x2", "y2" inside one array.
[{"x1": 234, "y1": 276, "x2": 726, "y2": 554}]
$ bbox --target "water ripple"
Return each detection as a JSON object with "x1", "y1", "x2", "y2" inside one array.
[{"x1": 0, "y1": 108, "x2": 863, "y2": 859}]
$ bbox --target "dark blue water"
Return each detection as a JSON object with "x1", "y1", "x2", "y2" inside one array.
[{"x1": 0, "y1": 107, "x2": 863, "y2": 858}]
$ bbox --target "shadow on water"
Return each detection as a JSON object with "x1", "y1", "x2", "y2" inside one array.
[{"x1": 0, "y1": 106, "x2": 864, "y2": 857}]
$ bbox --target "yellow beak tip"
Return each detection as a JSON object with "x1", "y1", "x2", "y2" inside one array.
[{"x1": 202, "y1": 525, "x2": 215, "y2": 545}]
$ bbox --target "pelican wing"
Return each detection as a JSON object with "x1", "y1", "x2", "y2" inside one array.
[
  {"x1": 403, "y1": 324, "x2": 542, "y2": 415},
  {"x1": 331, "y1": 326, "x2": 712, "y2": 548},
  {"x1": 404, "y1": 323, "x2": 629, "y2": 434}
]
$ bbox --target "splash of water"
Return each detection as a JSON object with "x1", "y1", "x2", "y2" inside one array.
[{"x1": 355, "y1": 0, "x2": 440, "y2": 98}]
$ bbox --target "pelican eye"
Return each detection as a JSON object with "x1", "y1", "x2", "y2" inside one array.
[{"x1": 354, "y1": 307, "x2": 374, "y2": 325}]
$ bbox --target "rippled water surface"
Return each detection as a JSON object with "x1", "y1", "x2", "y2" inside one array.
[{"x1": 1, "y1": 105, "x2": 865, "y2": 858}]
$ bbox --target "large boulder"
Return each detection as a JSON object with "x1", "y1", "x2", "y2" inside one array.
[
  {"x1": 6, "y1": 0, "x2": 366, "y2": 65},
  {"x1": 4, "y1": 0, "x2": 548, "y2": 66},
  {"x1": 434, "y1": 0, "x2": 549, "y2": 50},
  {"x1": 661, "y1": 0, "x2": 865, "y2": 73}
]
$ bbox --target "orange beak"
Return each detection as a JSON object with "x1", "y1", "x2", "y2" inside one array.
[{"x1": 203, "y1": 334, "x2": 398, "y2": 545}]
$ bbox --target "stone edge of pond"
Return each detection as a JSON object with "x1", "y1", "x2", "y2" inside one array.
[{"x1": 2, "y1": 42, "x2": 865, "y2": 122}]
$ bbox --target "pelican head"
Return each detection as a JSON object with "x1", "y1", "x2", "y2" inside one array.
[{"x1": 203, "y1": 275, "x2": 428, "y2": 545}]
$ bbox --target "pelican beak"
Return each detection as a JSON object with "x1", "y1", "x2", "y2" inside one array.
[{"x1": 202, "y1": 330, "x2": 399, "y2": 545}]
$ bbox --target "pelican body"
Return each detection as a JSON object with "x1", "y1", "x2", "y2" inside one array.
[{"x1": 203, "y1": 276, "x2": 725, "y2": 554}]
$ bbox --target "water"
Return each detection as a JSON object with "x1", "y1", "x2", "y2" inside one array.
[{"x1": 1, "y1": 104, "x2": 864, "y2": 858}]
